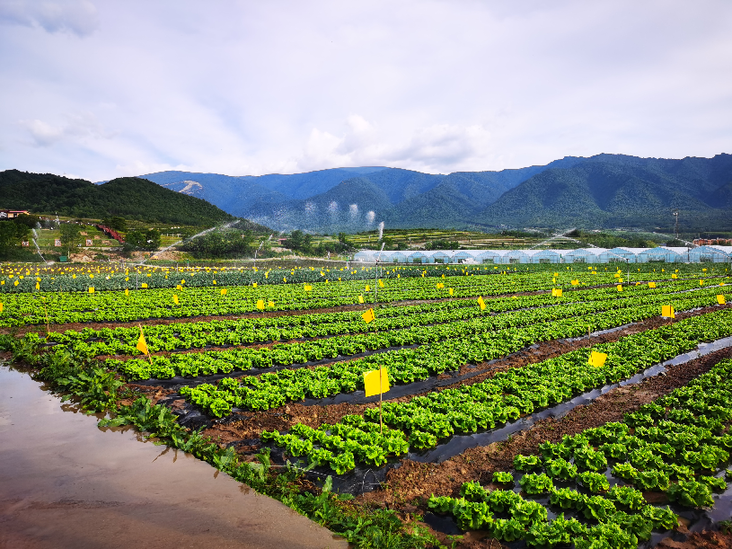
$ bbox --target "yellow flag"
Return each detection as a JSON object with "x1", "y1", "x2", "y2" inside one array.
[
  {"x1": 221, "y1": 289, "x2": 227, "y2": 295},
  {"x1": 358, "y1": 295, "x2": 365, "y2": 304},
  {"x1": 88, "y1": 287, "x2": 94, "y2": 294},
  {"x1": 718, "y1": 295, "x2": 726, "y2": 305},
  {"x1": 648, "y1": 282, "x2": 656, "y2": 288},
  {"x1": 449, "y1": 288, "x2": 454, "y2": 296},
  {"x1": 257, "y1": 299, "x2": 265, "y2": 310},
  {"x1": 617, "y1": 285, "x2": 623, "y2": 292},
  {"x1": 362, "y1": 308, "x2": 375, "y2": 323},
  {"x1": 661, "y1": 305, "x2": 675, "y2": 319},
  {"x1": 588, "y1": 350, "x2": 607, "y2": 368},
  {"x1": 173, "y1": 294, "x2": 179, "y2": 304},
  {"x1": 136, "y1": 327, "x2": 149, "y2": 355},
  {"x1": 478, "y1": 296, "x2": 486, "y2": 310},
  {"x1": 363, "y1": 368, "x2": 390, "y2": 397}
]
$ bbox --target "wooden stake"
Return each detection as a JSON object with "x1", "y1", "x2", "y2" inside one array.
[{"x1": 379, "y1": 367, "x2": 383, "y2": 434}]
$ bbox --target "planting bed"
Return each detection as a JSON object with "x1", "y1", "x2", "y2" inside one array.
[{"x1": 2, "y1": 261, "x2": 732, "y2": 549}]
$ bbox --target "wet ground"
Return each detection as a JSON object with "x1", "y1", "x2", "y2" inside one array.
[{"x1": 0, "y1": 364, "x2": 348, "y2": 549}]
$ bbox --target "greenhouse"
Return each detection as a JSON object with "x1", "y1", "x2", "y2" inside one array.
[
  {"x1": 637, "y1": 247, "x2": 689, "y2": 263},
  {"x1": 531, "y1": 249, "x2": 566, "y2": 264},
  {"x1": 407, "y1": 251, "x2": 429, "y2": 264},
  {"x1": 475, "y1": 250, "x2": 507, "y2": 264},
  {"x1": 688, "y1": 245, "x2": 732, "y2": 263},
  {"x1": 563, "y1": 248, "x2": 605, "y2": 264},
  {"x1": 599, "y1": 247, "x2": 645, "y2": 263},
  {"x1": 354, "y1": 246, "x2": 728, "y2": 265}
]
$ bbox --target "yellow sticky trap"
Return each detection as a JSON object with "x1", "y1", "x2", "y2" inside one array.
[
  {"x1": 477, "y1": 296, "x2": 486, "y2": 310},
  {"x1": 35, "y1": 282, "x2": 40, "y2": 290},
  {"x1": 267, "y1": 301, "x2": 274, "y2": 308},
  {"x1": 718, "y1": 295, "x2": 726, "y2": 305},
  {"x1": 671, "y1": 274, "x2": 678, "y2": 279},
  {"x1": 253, "y1": 282, "x2": 257, "y2": 288},
  {"x1": 552, "y1": 288, "x2": 563, "y2": 297},
  {"x1": 436, "y1": 283, "x2": 444, "y2": 289},
  {"x1": 256, "y1": 299, "x2": 265, "y2": 310},
  {"x1": 0, "y1": 302, "x2": 3, "y2": 313},
  {"x1": 617, "y1": 285, "x2": 623, "y2": 292},
  {"x1": 125, "y1": 289, "x2": 129, "y2": 296},
  {"x1": 220, "y1": 289, "x2": 227, "y2": 296},
  {"x1": 365, "y1": 285, "x2": 370, "y2": 292},
  {"x1": 571, "y1": 280, "x2": 579, "y2": 286},
  {"x1": 449, "y1": 288, "x2": 454, "y2": 296},
  {"x1": 173, "y1": 294, "x2": 179, "y2": 304},
  {"x1": 362, "y1": 308, "x2": 375, "y2": 323},
  {"x1": 136, "y1": 328, "x2": 148, "y2": 355},
  {"x1": 378, "y1": 279, "x2": 384, "y2": 288},
  {"x1": 648, "y1": 282, "x2": 656, "y2": 288},
  {"x1": 661, "y1": 305, "x2": 675, "y2": 319},
  {"x1": 358, "y1": 295, "x2": 365, "y2": 304},
  {"x1": 88, "y1": 287, "x2": 94, "y2": 293},
  {"x1": 304, "y1": 284, "x2": 312, "y2": 291},
  {"x1": 588, "y1": 350, "x2": 607, "y2": 368},
  {"x1": 363, "y1": 368, "x2": 390, "y2": 397},
  {"x1": 700, "y1": 280, "x2": 704, "y2": 286}
]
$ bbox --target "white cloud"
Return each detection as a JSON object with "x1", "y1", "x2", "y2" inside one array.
[
  {"x1": 0, "y1": 0, "x2": 99, "y2": 37},
  {"x1": 0, "y1": 0, "x2": 731, "y2": 181}
]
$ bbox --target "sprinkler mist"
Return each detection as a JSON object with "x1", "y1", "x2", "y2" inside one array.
[
  {"x1": 377, "y1": 221, "x2": 384, "y2": 241},
  {"x1": 135, "y1": 220, "x2": 239, "y2": 267}
]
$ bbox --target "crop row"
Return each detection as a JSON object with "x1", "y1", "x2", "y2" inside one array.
[
  {"x1": 425, "y1": 357, "x2": 732, "y2": 547},
  {"x1": 152, "y1": 290, "x2": 726, "y2": 411},
  {"x1": 46, "y1": 280, "x2": 711, "y2": 356},
  {"x1": 260, "y1": 308, "x2": 732, "y2": 475}
]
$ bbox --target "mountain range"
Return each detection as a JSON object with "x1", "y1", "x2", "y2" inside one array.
[{"x1": 136, "y1": 153, "x2": 732, "y2": 232}]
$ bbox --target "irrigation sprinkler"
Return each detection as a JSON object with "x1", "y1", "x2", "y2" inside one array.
[{"x1": 374, "y1": 242, "x2": 385, "y2": 305}]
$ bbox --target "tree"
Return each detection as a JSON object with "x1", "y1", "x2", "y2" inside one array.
[
  {"x1": 125, "y1": 229, "x2": 161, "y2": 251},
  {"x1": 0, "y1": 220, "x2": 30, "y2": 256},
  {"x1": 59, "y1": 223, "x2": 83, "y2": 254},
  {"x1": 102, "y1": 216, "x2": 127, "y2": 232}
]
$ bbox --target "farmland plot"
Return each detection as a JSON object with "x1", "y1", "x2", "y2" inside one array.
[{"x1": 2, "y1": 262, "x2": 732, "y2": 548}]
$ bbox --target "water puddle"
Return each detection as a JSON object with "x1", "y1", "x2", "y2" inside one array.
[{"x1": 0, "y1": 364, "x2": 347, "y2": 549}]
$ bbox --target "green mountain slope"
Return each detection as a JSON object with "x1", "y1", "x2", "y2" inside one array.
[
  {"x1": 476, "y1": 154, "x2": 732, "y2": 230},
  {"x1": 0, "y1": 170, "x2": 234, "y2": 225}
]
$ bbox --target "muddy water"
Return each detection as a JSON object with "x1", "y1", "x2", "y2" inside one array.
[{"x1": 0, "y1": 365, "x2": 348, "y2": 549}]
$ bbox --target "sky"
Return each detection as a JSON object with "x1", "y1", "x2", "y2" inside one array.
[{"x1": 1, "y1": 0, "x2": 731, "y2": 182}]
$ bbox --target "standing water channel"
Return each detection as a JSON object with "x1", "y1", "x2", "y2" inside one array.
[{"x1": 0, "y1": 364, "x2": 347, "y2": 549}]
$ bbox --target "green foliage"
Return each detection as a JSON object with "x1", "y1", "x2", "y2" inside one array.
[
  {"x1": 124, "y1": 229, "x2": 161, "y2": 251},
  {"x1": 179, "y1": 229, "x2": 256, "y2": 258}
]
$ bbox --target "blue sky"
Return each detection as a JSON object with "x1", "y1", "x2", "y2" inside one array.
[{"x1": 1, "y1": 0, "x2": 731, "y2": 181}]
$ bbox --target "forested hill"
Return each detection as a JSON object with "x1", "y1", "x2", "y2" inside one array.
[{"x1": 0, "y1": 170, "x2": 235, "y2": 225}]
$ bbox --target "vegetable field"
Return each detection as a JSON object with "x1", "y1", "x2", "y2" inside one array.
[{"x1": 2, "y1": 261, "x2": 732, "y2": 548}]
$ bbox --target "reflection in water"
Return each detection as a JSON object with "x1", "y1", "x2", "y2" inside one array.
[{"x1": 0, "y1": 364, "x2": 347, "y2": 549}]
